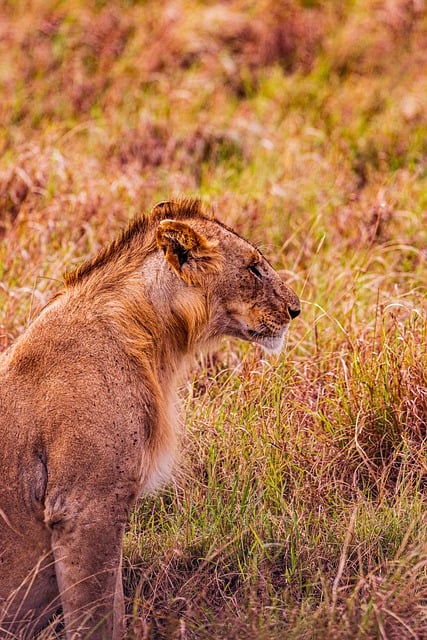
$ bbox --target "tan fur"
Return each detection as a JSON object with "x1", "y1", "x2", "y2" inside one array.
[{"x1": 0, "y1": 199, "x2": 300, "y2": 639}]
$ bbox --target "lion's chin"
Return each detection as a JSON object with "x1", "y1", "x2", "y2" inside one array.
[{"x1": 249, "y1": 326, "x2": 289, "y2": 354}]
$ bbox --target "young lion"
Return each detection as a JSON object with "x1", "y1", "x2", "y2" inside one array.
[{"x1": 0, "y1": 199, "x2": 300, "y2": 639}]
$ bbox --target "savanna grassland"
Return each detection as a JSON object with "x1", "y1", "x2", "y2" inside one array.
[{"x1": 1, "y1": 1, "x2": 427, "y2": 638}]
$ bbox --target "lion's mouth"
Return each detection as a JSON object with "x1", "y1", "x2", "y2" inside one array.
[
  {"x1": 247, "y1": 329, "x2": 267, "y2": 338},
  {"x1": 247, "y1": 326, "x2": 288, "y2": 354}
]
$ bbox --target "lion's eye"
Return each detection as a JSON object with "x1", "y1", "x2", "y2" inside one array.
[{"x1": 249, "y1": 264, "x2": 262, "y2": 280}]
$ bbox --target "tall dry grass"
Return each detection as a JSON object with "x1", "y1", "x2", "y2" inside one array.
[{"x1": 1, "y1": 0, "x2": 426, "y2": 638}]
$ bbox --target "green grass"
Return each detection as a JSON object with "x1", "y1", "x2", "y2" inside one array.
[{"x1": 1, "y1": 0, "x2": 426, "y2": 637}]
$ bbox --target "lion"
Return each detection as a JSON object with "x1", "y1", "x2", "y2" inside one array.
[{"x1": 0, "y1": 199, "x2": 300, "y2": 639}]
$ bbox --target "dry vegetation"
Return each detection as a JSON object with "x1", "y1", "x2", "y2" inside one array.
[{"x1": 1, "y1": 0, "x2": 426, "y2": 638}]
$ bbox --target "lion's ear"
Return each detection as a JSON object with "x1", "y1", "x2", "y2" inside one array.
[{"x1": 156, "y1": 219, "x2": 222, "y2": 284}]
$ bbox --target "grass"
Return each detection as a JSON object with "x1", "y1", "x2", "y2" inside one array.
[{"x1": 1, "y1": 0, "x2": 426, "y2": 638}]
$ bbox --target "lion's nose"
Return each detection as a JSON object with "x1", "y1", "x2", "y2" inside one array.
[{"x1": 288, "y1": 305, "x2": 301, "y2": 320}]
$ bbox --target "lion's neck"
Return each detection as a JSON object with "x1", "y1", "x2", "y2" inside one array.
[{"x1": 82, "y1": 258, "x2": 211, "y2": 383}]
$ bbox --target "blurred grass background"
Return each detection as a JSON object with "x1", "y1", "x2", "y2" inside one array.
[{"x1": 0, "y1": 1, "x2": 426, "y2": 638}]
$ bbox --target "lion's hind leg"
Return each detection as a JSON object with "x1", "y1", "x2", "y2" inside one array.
[{"x1": 0, "y1": 549, "x2": 60, "y2": 638}]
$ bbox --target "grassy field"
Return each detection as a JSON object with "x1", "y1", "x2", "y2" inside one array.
[{"x1": 1, "y1": 1, "x2": 427, "y2": 638}]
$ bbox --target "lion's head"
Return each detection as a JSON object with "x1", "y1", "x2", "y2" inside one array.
[{"x1": 155, "y1": 201, "x2": 300, "y2": 353}]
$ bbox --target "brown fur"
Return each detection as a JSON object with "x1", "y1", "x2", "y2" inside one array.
[{"x1": 0, "y1": 199, "x2": 300, "y2": 639}]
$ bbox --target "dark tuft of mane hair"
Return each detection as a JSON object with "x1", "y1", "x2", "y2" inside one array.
[
  {"x1": 63, "y1": 198, "x2": 208, "y2": 287},
  {"x1": 150, "y1": 198, "x2": 205, "y2": 223}
]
